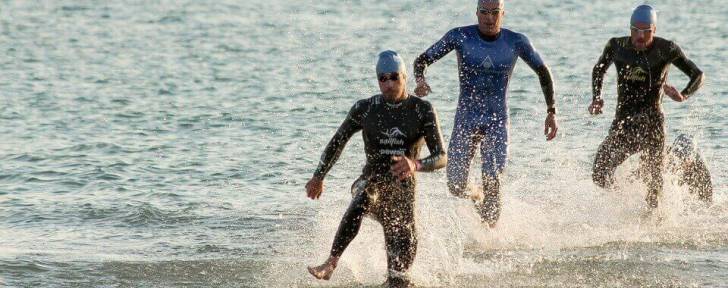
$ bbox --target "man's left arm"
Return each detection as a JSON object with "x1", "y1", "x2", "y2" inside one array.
[
  {"x1": 671, "y1": 43, "x2": 705, "y2": 98},
  {"x1": 517, "y1": 35, "x2": 558, "y2": 141},
  {"x1": 418, "y1": 104, "x2": 447, "y2": 172},
  {"x1": 534, "y1": 65, "x2": 556, "y2": 110}
]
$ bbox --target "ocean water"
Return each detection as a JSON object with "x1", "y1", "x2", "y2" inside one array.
[{"x1": 0, "y1": 0, "x2": 726, "y2": 287}]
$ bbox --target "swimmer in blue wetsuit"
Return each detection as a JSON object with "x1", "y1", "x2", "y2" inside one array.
[{"x1": 413, "y1": 0, "x2": 558, "y2": 227}]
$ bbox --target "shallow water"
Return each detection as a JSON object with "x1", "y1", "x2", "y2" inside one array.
[{"x1": 1, "y1": 0, "x2": 726, "y2": 287}]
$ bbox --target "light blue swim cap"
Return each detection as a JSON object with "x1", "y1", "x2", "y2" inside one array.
[
  {"x1": 478, "y1": 0, "x2": 504, "y2": 9},
  {"x1": 376, "y1": 50, "x2": 406, "y2": 75},
  {"x1": 631, "y1": 4, "x2": 657, "y2": 26}
]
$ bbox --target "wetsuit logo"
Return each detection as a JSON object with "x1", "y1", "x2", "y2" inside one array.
[
  {"x1": 382, "y1": 127, "x2": 406, "y2": 138},
  {"x1": 625, "y1": 66, "x2": 648, "y2": 81},
  {"x1": 481, "y1": 56, "x2": 494, "y2": 70}
]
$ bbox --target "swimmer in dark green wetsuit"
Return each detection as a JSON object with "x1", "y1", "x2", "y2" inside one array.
[
  {"x1": 306, "y1": 51, "x2": 446, "y2": 288},
  {"x1": 589, "y1": 5, "x2": 705, "y2": 209}
]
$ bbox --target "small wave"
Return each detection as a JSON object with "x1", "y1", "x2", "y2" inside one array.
[
  {"x1": 156, "y1": 15, "x2": 184, "y2": 24},
  {"x1": 9, "y1": 153, "x2": 46, "y2": 162},
  {"x1": 114, "y1": 111, "x2": 145, "y2": 119},
  {"x1": 0, "y1": 259, "x2": 52, "y2": 273},
  {"x1": 157, "y1": 88, "x2": 174, "y2": 95},
  {"x1": 0, "y1": 111, "x2": 23, "y2": 120},
  {"x1": 60, "y1": 5, "x2": 89, "y2": 12},
  {"x1": 117, "y1": 202, "x2": 201, "y2": 227},
  {"x1": 101, "y1": 259, "x2": 266, "y2": 286}
]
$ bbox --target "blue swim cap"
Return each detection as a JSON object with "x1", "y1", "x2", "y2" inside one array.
[
  {"x1": 631, "y1": 4, "x2": 657, "y2": 26},
  {"x1": 376, "y1": 50, "x2": 406, "y2": 75},
  {"x1": 478, "y1": 0, "x2": 504, "y2": 9}
]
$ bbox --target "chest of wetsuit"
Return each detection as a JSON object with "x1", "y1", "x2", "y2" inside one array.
[
  {"x1": 357, "y1": 96, "x2": 432, "y2": 177},
  {"x1": 594, "y1": 37, "x2": 703, "y2": 119},
  {"x1": 313, "y1": 95, "x2": 445, "y2": 182},
  {"x1": 421, "y1": 26, "x2": 545, "y2": 123}
]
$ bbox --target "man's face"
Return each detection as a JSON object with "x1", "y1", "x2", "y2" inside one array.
[
  {"x1": 630, "y1": 22, "x2": 655, "y2": 50},
  {"x1": 477, "y1": 2, "x2": 504, "y2": 36},
  {"x1": 378, "y1": 72, "x2": 406, "y2": 99}
]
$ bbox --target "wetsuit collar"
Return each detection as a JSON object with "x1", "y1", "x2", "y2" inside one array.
[
  {"x1": 477, "y1": 29, "x2": 501, "y2": 42},
  {"x1": 628, "y1": 36, "x2": 655, "y2": 52},
  {"x1": 383, "y1": 93, "x2": 410, "y2": 107}
]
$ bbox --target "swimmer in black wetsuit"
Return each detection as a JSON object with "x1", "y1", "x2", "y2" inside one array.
[
  {"x1": 306, "y1": 51, "x2": 446, "y2": 288},
  {"x1": 588, "y1": 5, "x2": 704, "y2": 209}
]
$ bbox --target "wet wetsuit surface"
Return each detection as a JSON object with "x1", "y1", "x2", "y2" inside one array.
[
  {"x1": 414, "y1": 25, "x2": 553, "y2": 194},
  {"x1": 313, "y1": 94, "x2": 446, "y2": 283},
  {"x1": 591, "y1": 37, "x2": 704, "y2": 206}
]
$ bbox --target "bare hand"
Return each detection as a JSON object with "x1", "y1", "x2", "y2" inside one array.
[
  {"x1": 663, "y1": 84, "x2": 686, "y2": 102},
  {"x1": 390, "y1": 156, "x2": 417, "y2": 180},
  {"x1": 589, "y1": 98, "x2": 604, "y2": 115},
  {"x1": 414, "y1": 79, "x2": 431, "y2": 97},
  {"x1": 306, "y1": 177, "x2": 324, "y2": 200},
  {"x1": 544, "y1": 113, "x2": 558, "y2": 141}
]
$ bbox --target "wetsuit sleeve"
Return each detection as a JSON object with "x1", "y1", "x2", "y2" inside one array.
[
  {"x1": 669, "y1": 42, "x2": 704, "y2": 98},
  {"x1": 592, "y1": 38, "x2": 616, "y2": 101},
  {"x1": 312, "y1": 102, "x2": 365, "y2": 179},
  {"x1": 418, "y1": 103, "x2": 447, "y2": 172},
  {"x1": 516, "y1": 34, "x2": 554, "y2": 108},
  {"x1": 414, "y1": 29, "x2": 459, "y2": 79}
]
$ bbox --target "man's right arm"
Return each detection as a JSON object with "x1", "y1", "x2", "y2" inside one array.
[
  {"x1": 670, "y1": 42, "x2": 704, "y2": 98},
  {"x1": 312, "y1": 102, "x2": 365, "y2": 180},
  {"x1": 589, "y1": 39, "x2": 615, "y2": 114},
  {"x1": 592, "y1": 38, "x2": 615, "y2": 101},
  {"x1": 414, "y1": 29, "x2": 458, "y2": 91}
]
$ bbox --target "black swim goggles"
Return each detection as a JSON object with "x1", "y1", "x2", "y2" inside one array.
[
  {"x1": 630, "y1": 26, "x2": 654, "y2": 33},
  {"x1": 478, "y1": 8, "x2": 502, "y2": 16},
  {"x1": 378, "y1": 73, "x2": 401, "y2": 82}
]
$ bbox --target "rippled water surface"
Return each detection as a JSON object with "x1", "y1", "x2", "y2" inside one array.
[{"x1": 1, "y1": 0, "x2": 726, "y2": 287}]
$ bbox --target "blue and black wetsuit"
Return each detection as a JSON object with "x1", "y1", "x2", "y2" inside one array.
[
  {"x1": 591, "y1": 36, "x2": 704, "y2": 207},
  {"x1": 414, "y1": 25, "x2": 554, "y2": 224},
  {"x1": 313, "y1": 94, "x2": 446, "y2": 285}
]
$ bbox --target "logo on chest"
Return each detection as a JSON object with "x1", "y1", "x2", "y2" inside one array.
[
  {"x1": 380, "y1": 127, "x2": 406, "y2": 145},
  {"x1": 480, "y1": 56, "x2": 495, "y2": 70},
  {"x1": 624, "y1": 66, "x2": 648, "y2": 82},
  {"x1": 382, "y1": 127, "x2": 406, "y2": 138}
]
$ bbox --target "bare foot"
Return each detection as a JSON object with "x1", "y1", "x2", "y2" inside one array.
[{"x1": 307, "y1": 262, "x2": 336, "y2": 280}]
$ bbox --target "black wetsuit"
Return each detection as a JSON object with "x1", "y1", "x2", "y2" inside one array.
[
  {"x1": 313, "y1": 94, "x2": 446, "y2": 285},
  {"x1": 591, "y1": 36, "x2": 704, "y2": 207}
]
